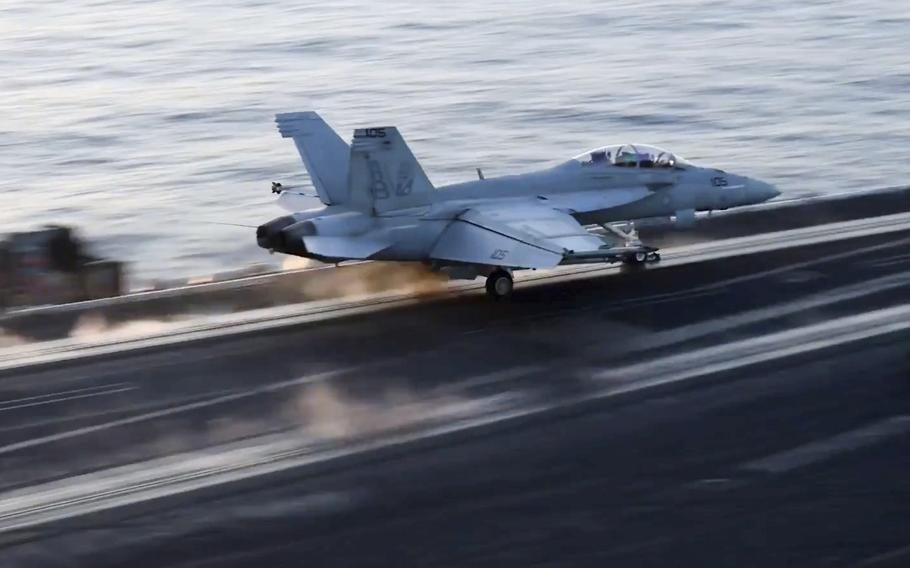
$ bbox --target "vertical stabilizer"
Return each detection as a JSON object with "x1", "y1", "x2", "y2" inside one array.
[
  {"x1": 348, "y1": 127, "x2": 435, "y2": 214},
  {"x1": 275, "y1": 112, "x2": 349, "y2": 205}
]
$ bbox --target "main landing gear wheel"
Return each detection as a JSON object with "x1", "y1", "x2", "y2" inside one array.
[{"x1": 485, "y1": 270, "x2": 513, "y2": 299}]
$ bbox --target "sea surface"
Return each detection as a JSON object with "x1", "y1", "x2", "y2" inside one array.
[{"x1": 2, "y1": 0, "x2": 909, "y2": 283}]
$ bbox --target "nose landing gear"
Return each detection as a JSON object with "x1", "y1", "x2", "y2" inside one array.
[
  {"x1": 623, "y1": 250, "x2": 661, "y2": 265},
  {"x1": 602, "y1": 222, "x2": 661, "y2": 268}
]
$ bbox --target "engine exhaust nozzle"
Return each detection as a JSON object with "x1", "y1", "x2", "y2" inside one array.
[
  {"x1": 276, "y1": 220, "x2": 317, "y2": 256},
  {"x1": 256, "y1": 215, "x2": 295, "y2": 250}
]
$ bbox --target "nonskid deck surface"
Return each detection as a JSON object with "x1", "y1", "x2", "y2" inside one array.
[{"x1": 1, "y1": 214, "x2": 909, "y2": 567}]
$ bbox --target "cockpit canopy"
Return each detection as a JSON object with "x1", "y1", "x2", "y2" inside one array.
[{"x1": 573, "y1": 144, "x2": 692, "y2": 169}]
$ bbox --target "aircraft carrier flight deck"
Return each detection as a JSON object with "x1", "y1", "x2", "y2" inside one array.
[{"x1": 0, "y1": 191, "x2": 909, "y2": 567}]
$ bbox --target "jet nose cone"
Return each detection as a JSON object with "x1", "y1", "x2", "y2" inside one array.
[{"x1": 749, "y1": 179, "x2": 780, "y2": 203}]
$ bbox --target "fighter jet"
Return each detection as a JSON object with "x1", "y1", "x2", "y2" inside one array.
[{"x1": 257, "y1": 112, "x2": 779, "y2": 298}]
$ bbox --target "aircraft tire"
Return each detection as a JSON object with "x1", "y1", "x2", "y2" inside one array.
[
  {"x1": 623, "y1": 251, "x2": 647, "y2": 266},
  {"x1": 485, "y1": 270, "x2": 513, "y2": 299}
]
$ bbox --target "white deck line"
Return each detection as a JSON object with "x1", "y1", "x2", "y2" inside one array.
[
  {"x1": 592, "y1": 304, "x2": 910, "y2": 385},
  {"x1": 739, "y1": 415, "x2": 910, "y2": 474},
  {"x1": 0, "y1": 303, "x2": 907, "y2": 533}
]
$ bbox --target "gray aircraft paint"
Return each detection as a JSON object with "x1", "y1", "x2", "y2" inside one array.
[{"x1": 260, "y1": 113, "x2": 779, "y2": 276}]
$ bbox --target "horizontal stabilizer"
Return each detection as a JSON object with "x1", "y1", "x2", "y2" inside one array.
[
  {"x1": 302, "y1": 235, "x2": 391, "y2": 260},
  {"x1": 276, "y1": 190, "x2": 319, "y2": 212}
]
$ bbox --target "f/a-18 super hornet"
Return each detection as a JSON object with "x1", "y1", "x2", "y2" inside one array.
[{"x1": 257, "y1": 112, "x2": 779, "y2": 298}]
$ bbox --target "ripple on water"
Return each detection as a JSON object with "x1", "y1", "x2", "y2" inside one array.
[{"x1": 1, "y1": 0, "x2": 908, "y2": 281}]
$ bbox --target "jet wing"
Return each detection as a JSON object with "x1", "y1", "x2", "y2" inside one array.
[{"x1": 430, "y1": 202, "x2": 614, "y2": 269}]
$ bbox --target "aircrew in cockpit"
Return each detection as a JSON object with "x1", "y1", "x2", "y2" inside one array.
[
  {"x1": 615, "y1": 151, "x2": 636, "y2": 167},
  {"x1": 573, "y1": 145, "x2": 692, "y2": 169}
]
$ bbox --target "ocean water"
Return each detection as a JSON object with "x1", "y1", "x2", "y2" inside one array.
[{"x1": 2, "y1": 0, "x2": 909, "y2": 283}]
